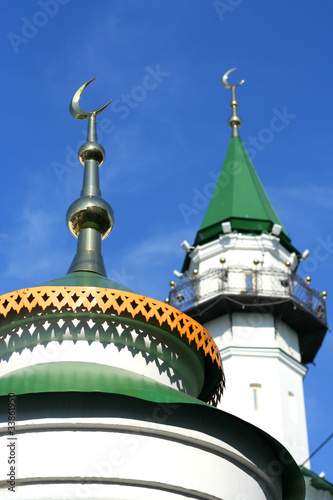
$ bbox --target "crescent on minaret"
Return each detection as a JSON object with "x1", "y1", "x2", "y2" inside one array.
[
  {"x1": 69, "y1": 78, "x2": 112, "y2": 120},
  {"x1": 221, "y1": 68, "x2": 244, "y2": 89}
]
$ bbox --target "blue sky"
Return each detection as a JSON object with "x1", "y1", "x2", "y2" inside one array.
[{"x1": 2, "y1": 0, "x2": 333, "y2": 480}]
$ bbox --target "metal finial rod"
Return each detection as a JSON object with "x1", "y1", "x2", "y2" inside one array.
[
  {"x1": 87, "y1": 114, "x2": 97, "y2": 143},
  {"x1": 67, "y1": 79, "x2": 114, "y2": 277},
  {"x1": 222, "y1": 68, "x2": 244, "y2": 137},
  {"x1": 68, "y1": 227, "x2": 107, "y2": 276},
  {"x1": 81, "y1": 160, "x2": 101, "y2": 197}
]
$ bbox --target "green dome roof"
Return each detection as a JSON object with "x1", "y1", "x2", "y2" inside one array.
[
  {"x1": 0, "y1": 362, "x2": 207, "y2": 405},
  {"x1": 41, "y1": 270, "x2": 134, "y2": 292}
]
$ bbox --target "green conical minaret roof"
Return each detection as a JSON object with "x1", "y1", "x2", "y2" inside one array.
[{"x1": 196, "y1": 135, "x2": 291, "y2": 244}]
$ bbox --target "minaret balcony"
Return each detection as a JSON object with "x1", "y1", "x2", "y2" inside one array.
[{"x1": 169, "y1": 266, "x2": 328, "y2": 364}]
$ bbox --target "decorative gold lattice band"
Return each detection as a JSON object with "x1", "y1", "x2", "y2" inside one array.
[{"x1": 0, "y1": 286, "x2": 223, "y2": 374}]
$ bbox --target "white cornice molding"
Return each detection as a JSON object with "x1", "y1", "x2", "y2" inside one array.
[
  {"x1": 220, "y1": 346, "x2": 308, "y2": 377},
  {"x1": 190, "y1": 233, "x2": 294, "y2": 269}
]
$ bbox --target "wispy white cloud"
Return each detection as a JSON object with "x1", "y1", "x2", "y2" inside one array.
[
  {"x1": 281, "y1": 185, "x2": 333, "y2": 209},
  {"x1": 123, "y1": 226, "x2": 196, "y2": 269},
  {"x1": 1, "y1": 207, "x2": 69, "y2": 285},
  {"x1": 102, "y1": 226, "x2": 196, "y2": 299}
]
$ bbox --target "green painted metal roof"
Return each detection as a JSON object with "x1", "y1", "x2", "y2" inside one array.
[
  {"x1": 301, "y1": 467, "x2": 333, "y2": 493},
  {"x1": 182, "y1": 136, "x2": 298, "y2": 272},
  {"x1": 0, "y1": 361, "x2": 207, "y2": 405},
  {"x1": 41, "y1": 271, "x2": 134, "y2": 292},
  {"x1": 199, "y1": 136, "x2": 288, "y2": 238}
]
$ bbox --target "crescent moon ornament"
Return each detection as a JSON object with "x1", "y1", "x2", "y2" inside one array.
[
  {"x1": 221, "y1": 68, "x2": 244, "y2": 137},
  {"x1": 70, "y1": 78, "x2": 112, "y2": 120},
  {"x1": 222, "y1": 68, "x2": 244, "y2": 89}
]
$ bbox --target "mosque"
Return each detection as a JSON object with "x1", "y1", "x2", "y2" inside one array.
[{"x1": 0, "y1": 71, "x2": 332, "y2": 499}]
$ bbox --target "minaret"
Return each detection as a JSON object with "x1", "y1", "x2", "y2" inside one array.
[
  {"x1": 0, "y1": 78, "x2": 306, "y2": 500},
  {"x1": 169, "y1": 69, "x2": 329, "y2": 470}
]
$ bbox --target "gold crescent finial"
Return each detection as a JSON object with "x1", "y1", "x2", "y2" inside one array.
[
  {"x1": 221, "y1": 68, "x2": 244, "y2": 89},
  {"x1": 69, "y1": 78, "x2": 112, "y2": 120},
  {"x1": 221, "y1": 68, "x2": 244, "y2": 137}
]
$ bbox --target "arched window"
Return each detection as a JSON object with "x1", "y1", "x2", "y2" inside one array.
[
  {"x1": 288, "y1": 391, "x2": 298, "y2": 423},
  {"x1": 250, "y1": 383, "x2": 261, "y2": 411}
]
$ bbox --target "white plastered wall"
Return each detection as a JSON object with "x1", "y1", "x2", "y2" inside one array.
[{"x1": 205, "y1": 312, "x2": 309, "y2": 467}]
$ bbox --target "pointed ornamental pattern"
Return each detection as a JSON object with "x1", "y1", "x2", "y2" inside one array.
[{"x1": 0, "y1": 285, "x2": 225, "y2": 403}]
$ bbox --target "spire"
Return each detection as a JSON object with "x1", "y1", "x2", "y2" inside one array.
[
  {"x1": 221, "y1": 68, "x2": 244, "y2": 137},
  {"x1": 197, "y1": 69, "x2": 290, "y2": 244},
  {"x1": 66, "y1": 79, "x2": 114, "y2": 277},
  {"x1": 181, "y1": 70, "x2": 298, "y2": 272}
]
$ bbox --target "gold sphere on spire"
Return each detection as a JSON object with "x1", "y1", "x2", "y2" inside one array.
[{"x1": 67, "y1": 197, "x2": 114, "y2": 239}]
